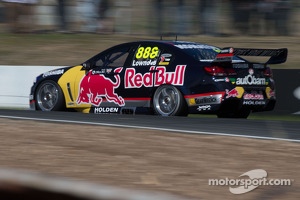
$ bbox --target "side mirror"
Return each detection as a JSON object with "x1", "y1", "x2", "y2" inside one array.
[{"x1": 82, "y1": 63, "x2": 91, "y2": 70}]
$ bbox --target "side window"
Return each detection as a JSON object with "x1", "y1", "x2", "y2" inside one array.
[
  {"x1": 95, "y1": 56, "x2": 105, "y2": 67},
  {"x1": 95, "y1": 47, "x2": 130, "y2": 68},
  {"x1": 108, "y1": 51, "x2": 129, "y2": 67}
]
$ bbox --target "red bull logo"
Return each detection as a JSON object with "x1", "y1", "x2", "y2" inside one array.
[
  {"x1": 77, "y1": 67, "x2": 125, "y2": 106},
  {"x1": 125, "y1": 65, "x2": 186, "y2": 89},
  {"x1": 226, "y1": 88, "x2": 239, "y2": 98}
]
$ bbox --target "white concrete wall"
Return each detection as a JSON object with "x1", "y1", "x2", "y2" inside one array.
[{"x1": 0, "y1": 66, "x2": 61, "y2": 109}]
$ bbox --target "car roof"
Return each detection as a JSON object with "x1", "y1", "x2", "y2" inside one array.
[{"x1": 124, "y1": 40, "x2": 217, "y2": 48}]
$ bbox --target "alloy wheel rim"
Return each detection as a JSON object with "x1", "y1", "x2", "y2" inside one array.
[{"x1": 37, "y1": 83, "x2": 58, "y2": 111}]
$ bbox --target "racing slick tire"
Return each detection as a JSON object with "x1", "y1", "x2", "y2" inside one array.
[
  {"x1": 217, "y1": 107, "x2": 251, "y2": 119},
  {"x1": 35, "y1": 80, "x2": 65, "y2": 111},
  {"x1": 152, "y1": 85, "x2": 188, "y2": 116}
]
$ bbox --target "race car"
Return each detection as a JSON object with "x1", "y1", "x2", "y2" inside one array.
[{"x1": 29, "y1": 40, "x2": 287, "y2": 118}]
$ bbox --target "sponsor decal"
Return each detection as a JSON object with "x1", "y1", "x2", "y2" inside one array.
[
  {"x1": 197, "y1": 105, "x2": 211, "y2": 111},
  {"x1": 236, "y1": 75, "x2": 266, "y2": 85},
  {"x1": 243, "y1": 100, "x2": 266, "y2": 105},
  {"x1": 92, "y1": 68, "x2": 113, "y2": 74},
  {"x1": 215, "y1": 48, "x2": 234, "y2": 62},
  {"x1": 77, "y1": 67, "x2": 125, "y2": 107},
  {"x1": 43, "y1": 69, "x2": 64, "y2": 77},
  {"x1": 94, "y1": 107, "x2": 119, "y2": 114},
  {"x1": 213, "y1": 77, "x2": 230, "y2": 82},
  {"x1": 226, "y1": 88, "x2": 239, "y2": 98},
  {"x1": 186, "y1": 92, "x2": 224, "y2": 106},
  {"x1": 243, "y1": 92, "x2": 264, "y2": 100},
  {"x1": 221, "y1": 48, "x2": 234, "y2": 54},
  {"x1": 226, "y1": 87, "x2": 244, "y2": 98},
  {"x1": 236, "y1": 68, "x2": 266, "y2": 86},
  {"x1": 158, "y1": 53, "x2": 172, "y2": 65},
  {"x1": 132, "y1": 59, "x2": 157, "y2": 66},
  {"x1": 195, "y1": 95, "x2": 222, "y2": 105},
  {"x1": 92, "y1": 69, "x2": 106, "y2": 74},
  {"x1": 125, "y1": 65, "x2": 186, "y2": 89}
]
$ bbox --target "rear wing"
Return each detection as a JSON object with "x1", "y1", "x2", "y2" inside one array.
[{"x1": 214, "y1": 48, "x2": 288, "y2": 64}]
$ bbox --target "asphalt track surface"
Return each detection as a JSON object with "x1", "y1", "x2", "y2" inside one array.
[{"x1": 0, "y1": 109, "x2": 299, "y2": 142}]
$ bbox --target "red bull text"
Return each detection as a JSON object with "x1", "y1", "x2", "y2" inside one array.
[{"x1": 125, "y1": 65, "x2": 186, "y2": 88}]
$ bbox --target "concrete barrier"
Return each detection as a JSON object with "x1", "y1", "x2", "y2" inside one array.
[
  {"x1": 0, "y1": 65, "x2": 61, "y2": 109},
  {"x1": 0, "y1": 66, "x2": 299, "y2": 114}
]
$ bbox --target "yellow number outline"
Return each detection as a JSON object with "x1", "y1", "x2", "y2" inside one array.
[{"x1": 135, "y1": 46, "x2": 160, "y2": 59}]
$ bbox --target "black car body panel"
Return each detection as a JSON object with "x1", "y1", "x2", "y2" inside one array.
[{"x1": 30, "y1": 40, "x2": 287, "y2": 118}]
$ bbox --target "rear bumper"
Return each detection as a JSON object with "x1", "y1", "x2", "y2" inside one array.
[
  {"x1": 188, "y1": 98, "x2": 276, "y2": 114},
  {"x1": 185, "y1": 87, "x2": 276, "y2": 114}
]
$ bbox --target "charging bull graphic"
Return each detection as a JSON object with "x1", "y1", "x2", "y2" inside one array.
[
  {"x1": 77, "y1": 67, "x2": 125, "y2": 106},
  {"x1": 225, "y1": 88, "x2": 239, "y2": 98}
]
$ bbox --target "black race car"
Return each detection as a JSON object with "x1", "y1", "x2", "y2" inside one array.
[{"x1": 29, "y1": 40, "x2": 287, "y2": 118}]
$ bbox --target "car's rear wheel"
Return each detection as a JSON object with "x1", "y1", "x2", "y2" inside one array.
[
  {"x1": 35, "y1": 80, "x2": 65, "y2": 111},
  {"x1": 152, "y1": 85, "x2": 188, "y2": 116}
]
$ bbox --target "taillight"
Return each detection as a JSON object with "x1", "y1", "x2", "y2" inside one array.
[
  {"x1": 204, "y1": 66, "x2": 237, "y2": 76},
  {"x1": 264, "y1": 66, "x2": 273, "y2": 77}
]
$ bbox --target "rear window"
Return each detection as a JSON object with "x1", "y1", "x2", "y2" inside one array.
[
  {"x1": 175, "y1": 44, "x2": 245, "y2": 62},
  {"x1": 182, "y1": 48, "x2": 219, "y2": 60},
  {"x1": 174, "y1": 43, "x2": 220, "y2": 60}
]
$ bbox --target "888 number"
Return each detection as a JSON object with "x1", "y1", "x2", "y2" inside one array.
[{"x1": 135, "y1": 46, "x2": 159, "y2": 59}]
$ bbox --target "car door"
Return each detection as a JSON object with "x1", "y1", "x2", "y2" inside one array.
[
  {"x1": 123, "y1": 43, "x2": 161, "y2": 101},
  {"x1": 75, "y1": 45, "x2": 133, "y2": 112}
]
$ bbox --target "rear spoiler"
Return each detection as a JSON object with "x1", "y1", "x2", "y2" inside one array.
[{"x1": 214, "y1": 47, "x2": 288, "y2": 64}]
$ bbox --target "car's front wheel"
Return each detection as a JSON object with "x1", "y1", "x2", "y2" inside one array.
[
  {"x1": 35, "y1": 80, "x2": 65, "y2": 111},
  {"x1": 152, "y1": 85, "x2": 188, "y2": 116}
]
